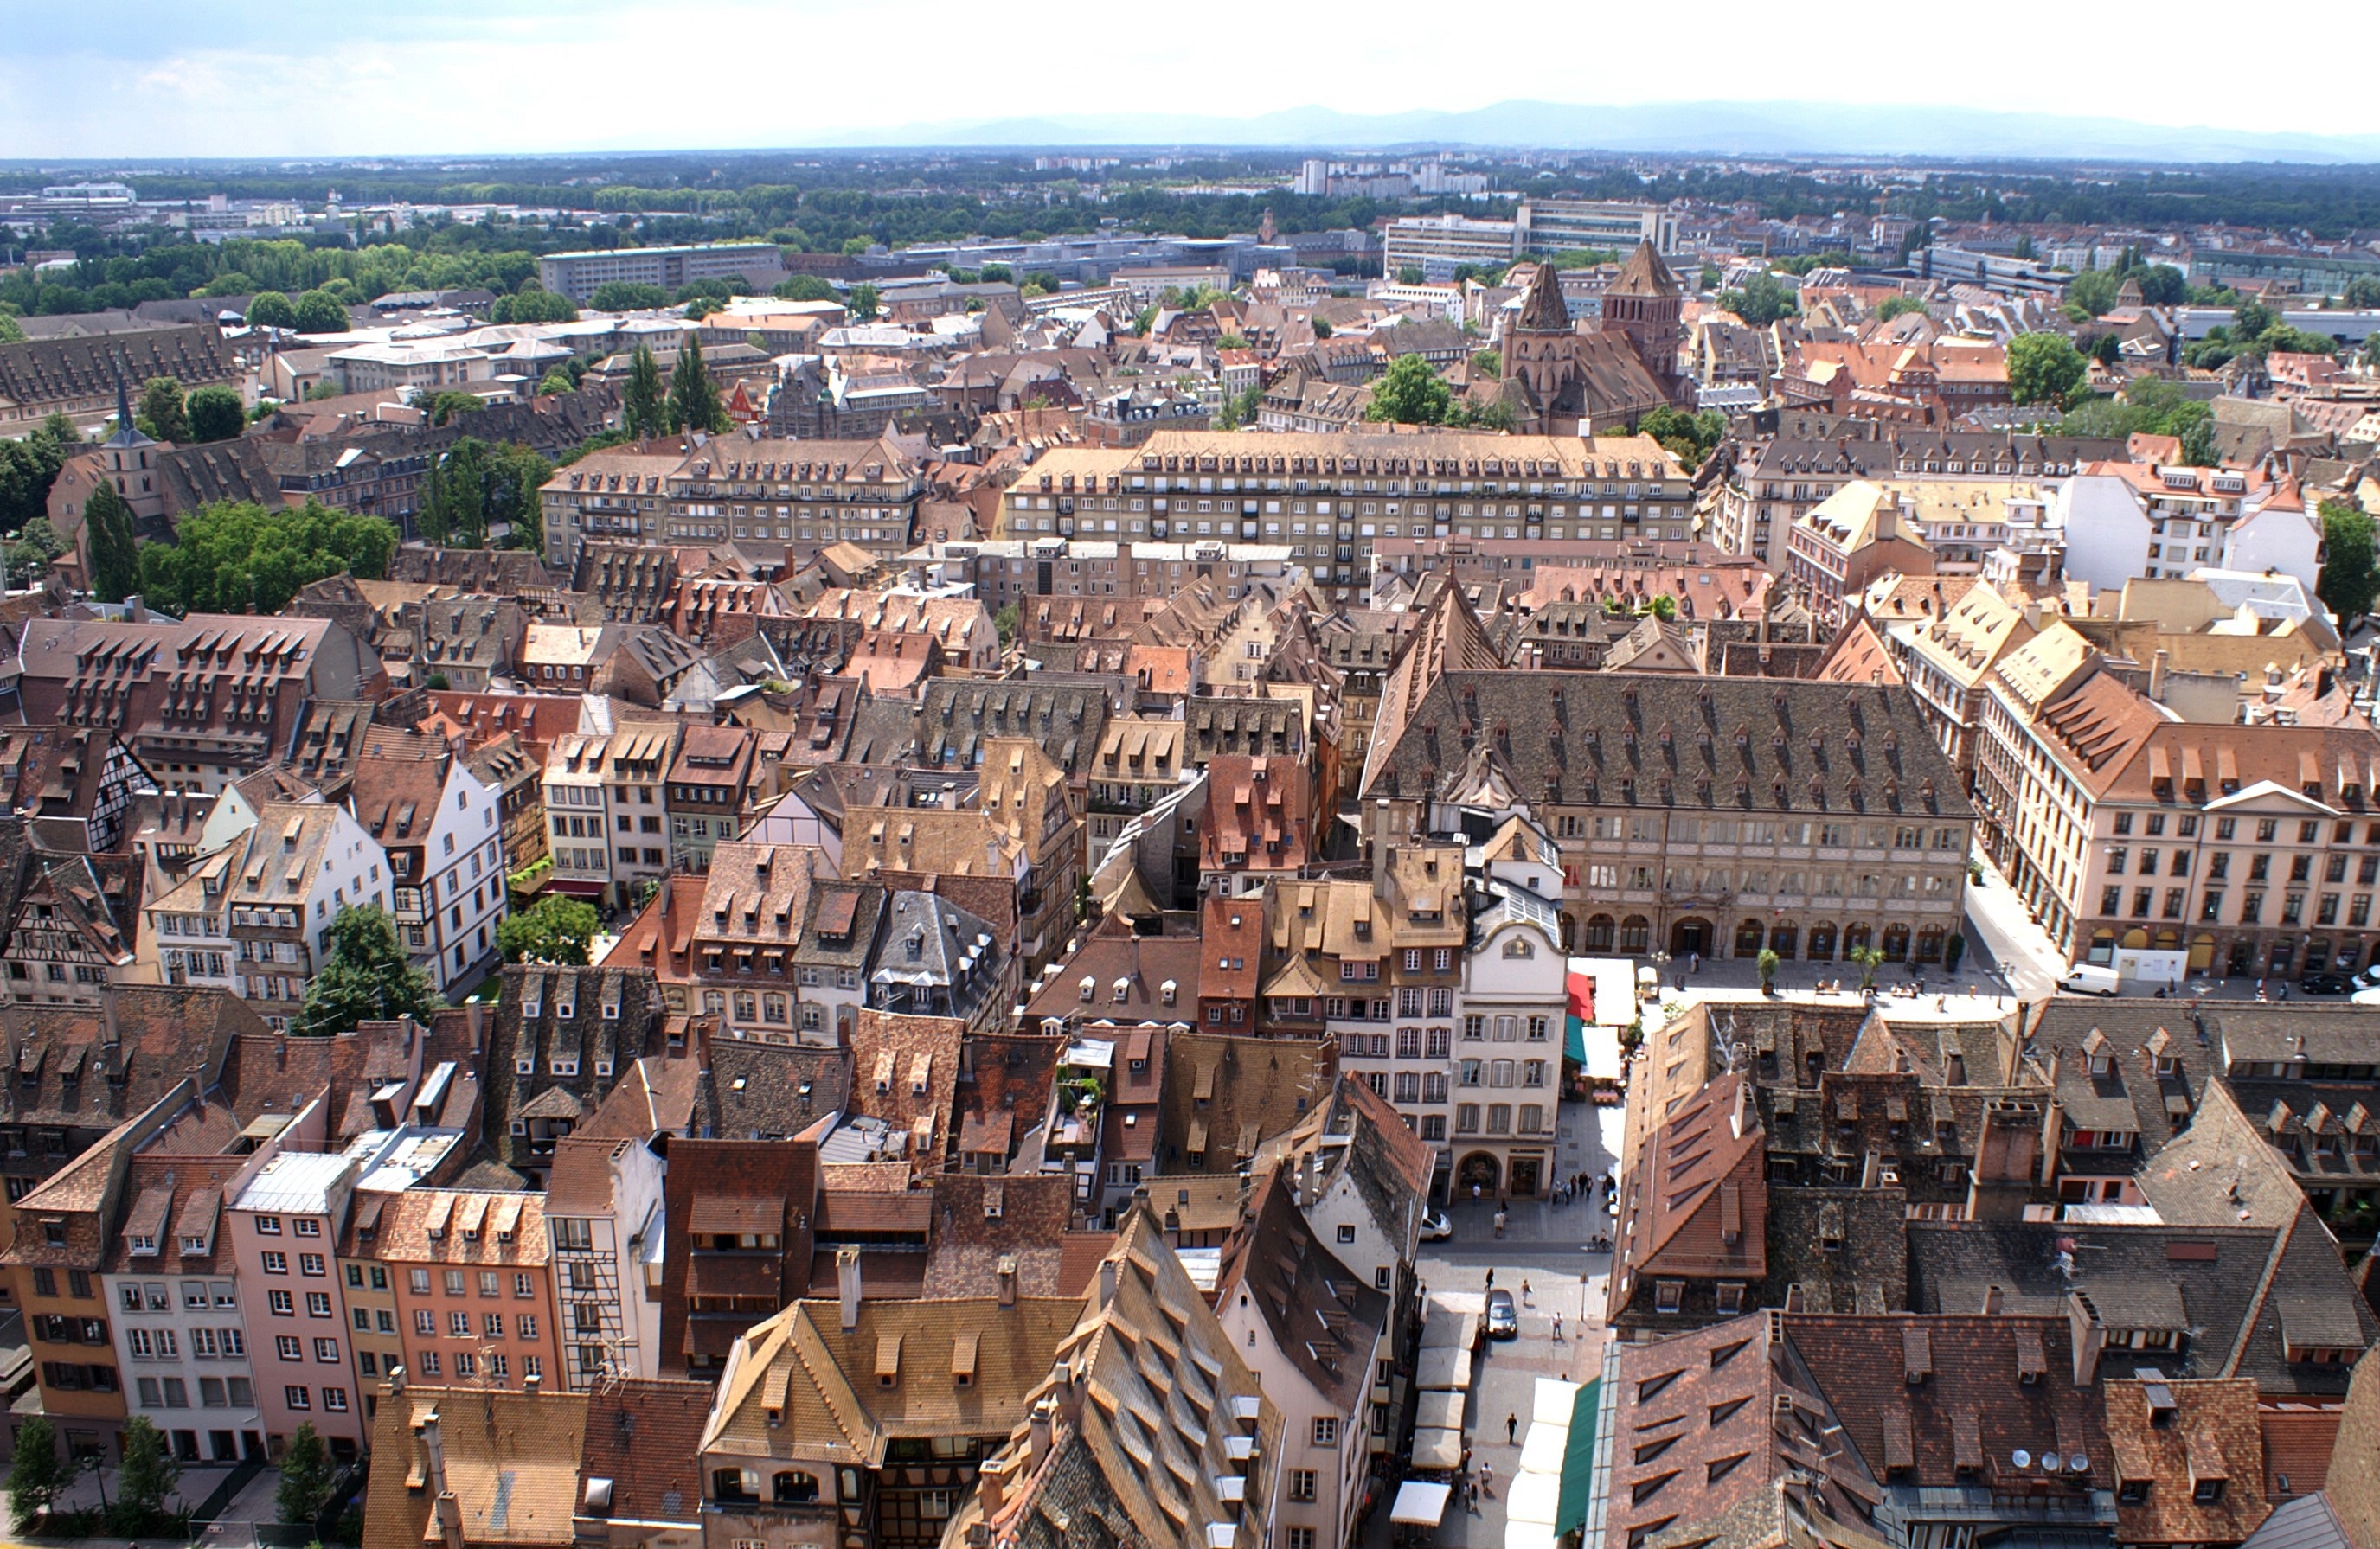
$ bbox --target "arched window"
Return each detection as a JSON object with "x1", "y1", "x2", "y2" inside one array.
[
  {"x1": 1583, "y1": 914, "x2": 1615, "y2": 952},
  {"x1": 712, "y1": 1469, "x2": 754, "y2": 1503},
  {"x1": 1881, "y1": 923, "x2": 1911, "y2": 961},
  {"x1": 773, "y1": 1471, "x2": 819, "y2": 1504},
  {"x1": 1618, "y1": 915, "x2": 1651, "y2": 953},
  {"x1": 1735, "y1": 919, "x2": 1765, "y2": 955},
  {"x1": 1806, "y1": 923, "x2": 1837, "y2": 961}
]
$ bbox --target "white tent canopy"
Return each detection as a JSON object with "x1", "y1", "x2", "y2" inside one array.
[
  {"x1": 1416, "y1": 1390, "x2": 1466, "y2": 1431},
  {"x1": 1412, "y1": 1427, "x2": 1465, "y2": 1470},
  {"x1": 1391, "y1": 1481, "x2": 1453, "y2": 1527},
  {"x1": 1505, "y1": 1472, "x2": 1562, "y2": 1527}
]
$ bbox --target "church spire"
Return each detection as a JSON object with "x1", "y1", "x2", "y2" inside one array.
[{"x1": 1513, "y1": 260, "x2": 1571, "y2": 332}]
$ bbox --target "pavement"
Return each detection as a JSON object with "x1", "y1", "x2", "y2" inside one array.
[
  {"x1": 1370, "y1": 1098, "x2": 1616, "y2": 1549},
  {"x1": 1960, "y1": 849, "x2": 2070, "y2": 1001}
]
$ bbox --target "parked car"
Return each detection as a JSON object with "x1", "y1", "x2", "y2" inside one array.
[
  {"x1": 2300, "y1": 971, "x2": 2356, "y2": 996},
  {"x1": 1485, "y1": 1289, "x2": 1519, "y2": 1340},
  {"x1": 2060, "y1": 964, "x2": 2122, "y2": 996},
  {"x1": 1418, "y1": 1208, "x2": 1453, "y2": 1242},
  {"x1": 2352, "y1": 964, "x2": 2380, "y2": 991}
]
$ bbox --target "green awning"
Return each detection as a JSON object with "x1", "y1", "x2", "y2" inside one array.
[
  {"x1": 1556, "y1": 1377, "x2": 1600, "y2": 1533},
  {"x1": 1564, "y1": 1013, "x2": 1586, "y2": 1067}
]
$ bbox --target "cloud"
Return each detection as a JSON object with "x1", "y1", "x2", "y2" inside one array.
[{"x1": 3, "y1": 0, "x2": 2379, "y2": 157}]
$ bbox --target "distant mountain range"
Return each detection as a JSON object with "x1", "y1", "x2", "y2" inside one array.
[{"x1": 812, "y1": 99, "x2": 2380, "y2": 164}]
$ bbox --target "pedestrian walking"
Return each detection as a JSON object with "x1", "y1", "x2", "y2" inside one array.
[
  {"x1": 1485, "y1": 1267, "x2": 1495, "y2": 1291},
  {"x1": 1480, "y1": 1463, "x2": 1495, "y2": 1495},
  {"x1": 1553, "y1": 1314, "x2": 1564, "y2": 1341},
  {"x1": 1472, "y1": 1181, "x2": 1483, "y2": 1204},
  {"x1": 1507, "y1": 1412, "x2": 1519, "y2": 1444},
  {"x1": 1690, "y1": 951, "x2": 1701, "y2": 974},
  {"x1": 1521, "y1": 1277, "x2": 1533, "y2": 1306},
  {"x1": 1493, "y1": 1207, "x2": 1508, "y2": 1239}
]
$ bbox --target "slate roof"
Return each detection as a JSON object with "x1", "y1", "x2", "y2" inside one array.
[
  {"x1": 1157, "y1": 1033, "x2": 1335, "y2": 1176},
  {"x1": 575, "y1": 1379, "x2": 711, "y2": 1528}
]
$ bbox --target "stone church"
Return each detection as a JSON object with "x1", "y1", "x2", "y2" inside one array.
[{"x1": 1498, "y1": 240, "x2": 1684, "y2": 435}]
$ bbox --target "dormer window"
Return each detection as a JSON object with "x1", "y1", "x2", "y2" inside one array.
[{"x1": 130, "y1": 1233, "x2": 157, "y2": 1257}]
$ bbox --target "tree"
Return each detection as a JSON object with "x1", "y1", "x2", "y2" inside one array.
[
  {"x1": 0, "y1": 313, "x2": 22, "y2": 344},
  {"x1": 277, "y1": 1423, "x2": 336, "y2": 1527},
  {"x1": 497, "y1": 895, "x2": 600, "y2": 965},
  {"x1": 1647, "y1": 593, "x2": 1678, "y2": 620},
  {"x1": 491, "y1": 283, "x2": 575, "y2": 324},
  {"x1": 185, "y1": 384, "x2": 245, "y2": 443},
  {"x1": 994, "y1": 603, "x2": 1019, "y2": 644},
  {"x1": 1548, "y1": 247, "x2": 1620, "y2": 270},
  {"x1": 1636, "y1": 406, "x2": 1727, "y2": 465},
  {"x1": 1852, "y1": 944, "x2": 1888, "y2": 991},
  {"x1": 1471, "y1": 347, "x2": 1504, "y2": 376},
  {"x1": 840, "y1": 236, "x2": 873, "y2": 259},
  {"x1": 111, "y1": 1415, "x2": 181, "y2": 1537},
  {"x1": 83, "y1": 480, "x2": 141, "y2": 604},
  {"x1": 293, "y1": 289, "x2": 350, "y2": 334},
  {"x1": 1756, "y1": 948, "x2": 1780, "y2": 993},
  {"x1": 1363, "y1": 355, "x2": 1453, "y2": 426},
  {"x1": 1876, "y1": 295, "x2": 1930, "y2": 322},
  {"x1": 246, "y1": 290, "x2": 297, "y2": 330},
  {"x1": 773, "y1": 275, "x2": 837, "y2": 303},
  {"x1": 7, "y1": 516, "x2": 64, "y2": 587},
  {"x1": 848, "y1": 283, "x2": 880, "y2": 321},
  {"x1": 1311, "y1": 317, "x2": 1332, "y2": 338},
  {"x1": 1719, "y1": 272, "x2": 1798, "y2": 327},
  {"x1": 138, "y1": 376, "x2": 189, "y2": 445},
  {"x1": 2342, "y1": 277, "x2": 2380, "y2": 309},
  {"x1": 622, "y1": 345, "x2": 667, "y2": 439},
  {"x1": 138, "y1": 498, "x2": 395, "y2": 615},
  {"x1": 2319, "y1": 498, "x2": 2378, "y2": 625},
  {"x1": 296, "y1": 905, "x2": 436, "y2": 1037},
  {"x1": 590, "y1": 281, "x2": 670, "y2": 312},
  {"x1": 425, "y1": 438, "x2": 489, "y2": 547},
  {"x1": 668, "y1": 334, "x2": 728, "y2": 435},
  {"x1": 2012, "y1": 234, "x2": 2035, "y2": 260},
  {"x1": 426, "y1": 390, "x2": 482, "y2": 428},
  {"x1": 1213, "y1": 381, "x2": 1264, "y2": 431},
  {"x1": 537, "y1": 368, "x2": 576, "y2": 396},
  {"x1": 2006, "y1": 332, "x2": 2088, "y2": 409},
  {"x1": 7, "y1": 1414, "x2": 67, "y2": 1524},
  {"x1": 1396, "y1": 265, "x2": 1426, "y2": 286}
]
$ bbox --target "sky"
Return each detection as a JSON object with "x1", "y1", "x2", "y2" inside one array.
[{"x1": 9, "y1": 0, "x2": 2380, "y2": 159}]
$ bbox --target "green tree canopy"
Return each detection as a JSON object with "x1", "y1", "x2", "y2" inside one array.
[
  {"x1": 6, "y1": 1414, "x2": 67, "y2": 1524},
  {"x1": 497, "y1": 895, "x2": 600, "y2": 965},
  {"x1": 1363, "y1": 355, "x2": 1454, "y2": 426},
  {"x1": 490, "y1": 282, "x2": 576, "y2": 324},
  {"x1": 1876, "y1": 295, "x2": 1930, "y2": 321},
  {"x1": 2006, "y1": 331, "x2": 2089, "y2": 409},
  {"x1": 276, "y1": 1422, "x2": 336, "y2": 1526},
  {"x1": 1548, "y1": 247, "x2": 1619, "y2": 270},
  {"x1": 1471, "y1": 347, "x2": 1504, "y2": 375},
  {"x1": 7, "y1": 516, "x2": 64, "y2": 588},
  {"x1": 537, "y1": 368, "x2": 577, "y2": 396},
  {"x1": 84, "y1": 481, "x2": 142, "y2": 604},
  {"x1": 2056, "y1": 376, "x2": 2216, "y2": 464},
  {"x1": 0, "y1": 416, "x2": 79, "y2": 534},
  {"x1": 2319, "y1": 498, "x2": 2378, "y2": 625},
  {"x1": 668, "y1": 333, "x2": 728, "y2": 434},
  {"x1": 293, "y1": 288, "x2": 350, "y2": 334},
  {"x1": 296, "y1": 904, "x2": 437, "y2": 1037},
  {"x1": 1636, "y1": 406, "x2": 1728, "y2": 465},
  {"x1": 772, "y1": 275, "x2": 837, "y2": 303},
  {"x1": 111, "y1": 1415, "x2": 183, "y2": 1537},
  {"x1": 623, "y1": 344, "x2": 668, "y2": 439},
  {"x1": 590, "y1": 281, "x2": 670, "y2": 312},
  {"x1": 246, "y1": 290, "x2": 297, "y2": 330},
  {"x1": 138, "y1": 497, "x2": 395, "y2": 614},
  {"x1": 138, "y1": 376, "x2": 189, "y2": 444},
  {"x1": 1720, "y1": 272, "x2": 1799, "y2": 326},
  {"x1": 0, "y1": 314, "x2": 22, "y2": 344},
  {"x1": 848, "y1": 282, "x2": 880, "y2": 321},
  {"x1": 185, "y1": 384, "x2": 245, "y2": 443}
]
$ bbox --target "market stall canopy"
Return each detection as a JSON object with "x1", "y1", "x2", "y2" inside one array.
[
  {"x1": 1412, "y1": 1427, "x2": 1465, "y2": 1470},
  {"x1": 1416, "y1": 1390, "x2": 1466, "y2": 1431},
  {"x1": 1391, "y1": 1481, "x2": 1453, "y2": 1527}
]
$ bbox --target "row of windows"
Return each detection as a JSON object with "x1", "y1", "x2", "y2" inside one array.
[
  {"x1": 410, "y1": 1311, "x2": 539, "y2": 1340},
  {"x1": 126, "y1": 1327, "x2": 245, "y2": 1358},
  {"x1": 137, "y1": 1374, "x2": 253, "y2": 1410},
  {"x1": 409, "y1": 1350, "x2": 540, "y2": 1381}
]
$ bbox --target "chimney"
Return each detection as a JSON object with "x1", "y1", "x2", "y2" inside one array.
[
  {"x1": 468, "y1": 1002, "x2": 484, "y2": 1052},
  {"x1": 837, "y1": 1246, "x2": 863, "y2": 1330},
  {"x1": 1096, "y1": 1257, "x2": 1117, "y2": 1309},
  {"x1": 997, "y1": 1252, "x2": 1018, "y2": 1309},
  {"x1": 1982, "y1": 1285, "x2": 2004, "y2": 1316},
  {"x1": 523, "y1": 1372, "x2": 540, "y2": 1395},
  {"x1": 2150, "y1": 648, "x2": 2170, "y2": 703},
  {"x1": 419, "y1": 1407, "x2": 451, "y2": 1498},
  {"x1": 1027, "y1": 1393, "x2": 1056, "y2": 1471},
  {"x1": 2068, "y1": 1291, "x2": 2106, "y2": 1386}
]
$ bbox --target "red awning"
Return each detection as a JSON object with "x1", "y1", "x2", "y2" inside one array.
[
  {"x1": 1567, "y1": 970, "x2": 1594, "y2": 1024},
  {"x1": 546, "y1": 878, "x2": 607, "y2": 898}
]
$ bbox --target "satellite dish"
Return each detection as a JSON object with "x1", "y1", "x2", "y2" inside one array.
[
  {"x1": 2011, "y1": 1450, "x2": 2032, "y2": 1471},
  {"x1": 2042, "y1": 1452, "x2": 2062, "y2": 1473},
  {"x1": 2069, "y1": 1454, "x2": 2091, "y2": 1475}
]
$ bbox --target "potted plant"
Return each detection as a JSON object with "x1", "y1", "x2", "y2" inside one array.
[
  {"x1": 1853, "y1": 945, "x2": 1888, "y2": 992},
  {"x1": 1756, "y1": 948, "x2": 1780, "y2": 995}
]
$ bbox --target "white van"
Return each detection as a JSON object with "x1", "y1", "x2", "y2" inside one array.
[{"x1": 2060, "y1": 964, "x2": 2122, "y2": 996}]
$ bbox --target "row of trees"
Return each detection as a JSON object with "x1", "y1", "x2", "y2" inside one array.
[
  {"x1": 620, "y1": 339, "x2": 731, "y2": 438},
  {"x1": 135, "y1": 375, "x2": 245, "y2": 445},
  {"x1": 8, "y1": 1414, "x2": 338, "y2": 1533},
  {"x1": 131, "y1": 498, "x2": 398, "y2": 614},
  {"x1": 419, "y1": 437, "x2": 555, "y2": 549}
]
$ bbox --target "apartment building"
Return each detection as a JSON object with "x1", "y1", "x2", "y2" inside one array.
[
  {"x1": 664, "y1": 433, "x2": 927, "y2": 564},
  {"x1": 996, "y1": 431, "x2": 1690, "y2": 605},
  {"x1": 105, "y1": 1155, "x2": 266, "y2": 1464},
  {"x1": 1, "y1": 852, "x2": 146, "y2": 1008},
  {"x1": 1087, "y1": 719, "x2": 1189, "y2": 851},
  {"x1": 543, "y1": 1136, "x2": 665, "y2": 1390},
  {"x1": 690, "y1": 840, "x2": 834, "y2": 1044},
  {"x1": 227, "y1": 1149, "x2": 367, "y2": 1456},
  {"x1": 1887, "y1": 579, "x2": 2037, "y2": 792},
  {"x1": 1977, "y1": 623, "x2": 2380, "y2": 979},
  {"x1": 350, "y1": 752, "x2": 509, "y2": 995},
  {"x1": 1784, "y1": 481, "x2": 1934, "y2": 627},
  {"x1": 543, "y1": 733, "x2": 618, "y2": 904},
  {"x1": 1382, "y1": 214, "x2": 1522, "y2": 279},
  {"x1": 664, "y1": 724, "x2": 760, "y2": 869},
  {"x1": 145, "y1": 800, "x2": 394, "y2": 1031},
  {"x1": 537, "y1": 447, "x2": 686, "y2": 568},
  {"x1": 2057, "y1": 461, "x2": 2319, "y2": 592},
  {"x1": 376, "y1": 1188, "x2": 561, "y2": 1395},
  {"x1": 536, "y1": 242, "x2": 788, "y2": 304},
  {"x1": 1518, "y1": 198, "x2": 1678, "y2": 255}
]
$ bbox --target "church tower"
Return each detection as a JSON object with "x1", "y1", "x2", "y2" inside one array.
[
  {"x1": 1601, "y1": 240, "x2": 1686, "y2": 406},
  {"x1": 1501, "y1": 260, "x2": 1576, "y2": 409}
]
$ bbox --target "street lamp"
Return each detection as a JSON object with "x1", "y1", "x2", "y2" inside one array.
[{"x1": 1648, "y1": 948, "x2": 1673, "y2": 993}]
